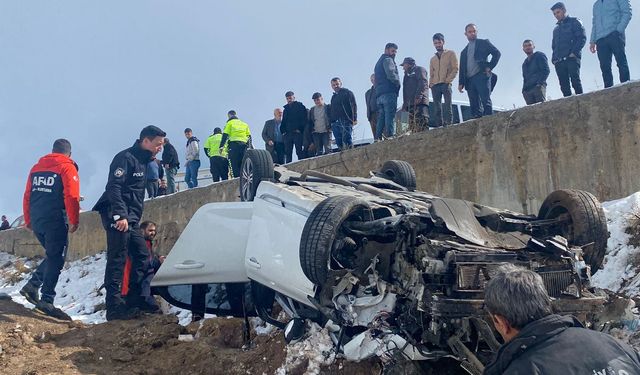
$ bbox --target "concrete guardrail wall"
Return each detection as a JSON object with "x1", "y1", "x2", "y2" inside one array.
[{"x1": 2, "y1": 82, "x2": 639, "y2": 261}]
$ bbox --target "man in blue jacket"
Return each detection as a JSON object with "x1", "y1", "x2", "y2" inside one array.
[
  {"x1": 590, "y1": 0, "x2": 632, "y2": 88},
  {"x1": 551, "y1": 2, "x2": 587, "y2": 97},
  {"x1": 458, "y1": 24, "x2": 501, "y2": 119},
  {"x1": 374, "y1": 43, "x2": 400, "y2": 140}
]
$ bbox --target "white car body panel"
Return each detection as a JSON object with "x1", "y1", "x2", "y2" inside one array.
[
  {"x1": 152, "y1": 202, "x2": 253, "y2": 287},
  {"x1": 244, "y1": 181, "x2": 323, "y2": 306}
]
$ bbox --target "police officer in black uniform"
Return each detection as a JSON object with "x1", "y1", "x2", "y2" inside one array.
[{"x1": 93, "y1": 125, "x2": 166, "y2": 321}]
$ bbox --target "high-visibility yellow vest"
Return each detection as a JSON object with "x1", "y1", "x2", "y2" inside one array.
[
  {"x1": 223, "y1": 118, "x2": 251, "y2": 143},
  {"x1": 204, "y1": 133, "x2": 228, "y2": 157}
]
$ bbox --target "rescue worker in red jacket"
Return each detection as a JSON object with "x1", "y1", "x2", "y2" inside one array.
[
  {"x1": 20, "y1": 139, "x2": 80, "y2": 320},
  {"x1": 121, "y1": 220, "x2": 163, "y2": 312}
]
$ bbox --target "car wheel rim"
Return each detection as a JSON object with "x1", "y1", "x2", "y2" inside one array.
[{"x1": 241, "y1": 158, "x2": 253, "y2": 200}]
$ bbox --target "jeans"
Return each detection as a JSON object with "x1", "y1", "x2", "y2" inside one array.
[
  {"x1": 375, "y1": 92, "x2": 398, "y2": 139},
  {"x1": 331, "y1": 120, "x2": 353, "y2": 150},
  {"x1": 209, "y1": 156, "x2": 229, "y2": 182},
  {"x1": 522, "y1": 85, "x2": 547, "y2": 105},
  {"x1": 555, "y1": 58, "x2": 583, "y2": 97},
  {"x1": 228, "y1": 141, "x2": 247, "y2": 178},
  {"x1": 283, "y1": 132, "x2": 303, "y2": 163},
  {"x1": 431, "y1": 83, "x2": 453, "y2": 127},
  {"x1": 145, "y1": 180, "x2": 159, "y2": 198},
  {"x1": 185, "y1": 160, "x2": 201, "y2": 188},
  {"x1": 466, "y1": 73, "x2": 492, "y2": 118},
  {"x1": 164, "y1": 166, "x2": 177, "y2": 194},
  {"x1": 596, "y1": 31, "x2": 630, "y2": 88},
  {"x1": 311, "y1": 132, "x2": 331, "y2": 156},
  {"x1": 26, "y1": 221, "x2": 68, "y2": 304},
  {"x1": 101, "y1": 215, "x2": 148, "y2": 312}
]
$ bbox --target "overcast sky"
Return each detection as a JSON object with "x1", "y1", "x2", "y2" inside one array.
[{"x1": 0, "y1": 1, "x2": 637, "y2": 220}]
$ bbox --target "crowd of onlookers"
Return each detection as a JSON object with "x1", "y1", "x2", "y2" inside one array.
[{"x1": 137, "y1": 1, "x2": 633, "y2": 192}]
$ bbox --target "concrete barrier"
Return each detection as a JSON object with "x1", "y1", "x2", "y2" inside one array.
[{"x1": 2, "y1": 82, "x2": 639, "y2": 261}]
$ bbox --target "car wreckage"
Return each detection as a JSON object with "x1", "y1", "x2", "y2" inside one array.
[{"x1": 151, "y1": 149, "x2": 608, "y2": 374}]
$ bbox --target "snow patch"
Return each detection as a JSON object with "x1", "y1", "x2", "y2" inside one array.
[
  {"x1": 592, "y1": 192, "x2": 640, "y2": 296},
  {"x1": 276, "y1": 322, "x2": 335, "y2": 375}
]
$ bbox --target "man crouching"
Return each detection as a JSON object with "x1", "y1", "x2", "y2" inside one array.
[{"x1": 484, "y1": 265, "x2": 640, "y2": 374}]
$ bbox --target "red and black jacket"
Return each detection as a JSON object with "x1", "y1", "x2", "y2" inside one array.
[{"x1": 23, "y1": 153, "x2": 80, "y2": 230}]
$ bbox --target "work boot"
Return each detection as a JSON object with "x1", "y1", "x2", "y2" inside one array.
[
  {"x1": 34, "y1": 301, "x2": 72, "y2": 321},
  {"x1": 20, "y1": 283, "x2": 40, "y2": 305},
  {"x1": 106, "y1": 306, "x2": 142, "y2": 321}
]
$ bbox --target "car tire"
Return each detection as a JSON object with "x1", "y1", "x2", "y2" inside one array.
[
  {"x1": 300, "y1": 196, "x2": 372, "y2": 285},
  {"x1": 538, "y1": 189, "x2": 608, "y2": 272},
  {"x1": 380, "y1": 160, "x2": 417, "y2": 191},
  {"x1": 240, "y1": 149, "x2": 274, "y2": 202}
]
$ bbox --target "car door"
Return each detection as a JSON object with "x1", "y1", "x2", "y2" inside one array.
[{"x1": 152, "y1": 202, "x2": 253, "y2": 287}]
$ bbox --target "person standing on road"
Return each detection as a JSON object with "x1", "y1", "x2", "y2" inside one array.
[
  {"x1": 161, "y1": 138, "x2": 179, "y2": 194},
  {"x1": 484, "y1": 265, "x2": 640, "y2": 375},
  {"x1": 590, "y1": 0, "x2": 632, "y2": 88},
  {"x1": 20, "y1": 139, "x2": 80, "y2": 320},
  {"x1": 400, "y1": 57, "x2": 429, "y2": 133},
  {"x1": 183, "y1": 128, "x2": 200, "y2": 188},
  {"x1": 458, "y1": 24, "x2": 501, "y2": 119},
  {"x1": 0, "y1": 215, "x2": 9, "y2": 230},
  {"x1": 262, "y1": 108, "x2": 285, "y2": 164},
  {"x1": 551, "y1": 2, "x2": 587, "y2": 97},
  {"x1": 374, "y1": 43, "x2": 400, "y2": 140},
  {"x1": 329, "y1": 77, "x2": 358, "y2": 150},
  {"x1": 219, "y1": 110, "x2": 252, "y2": 178},
  {"x1": 204, "y1": 127, "x2": 229, "y2": 182},
  {"x1": 308, "y1": 92, "x2": 332, "y2": 156},
  {"x1": 145, "y1": 159, "x2": 163, "y2": 199},
  {"x1": 364, "y1": 74, "x2": 377, "y2": 137},
  {"x1": 429, "y1": 33, "x2": 459, "y2": 127},
  {"x1": 93, "y1": 125, "x2": 166, "y2": 321},
  {"x1": 521, "y1": 39, "x2": 551, "y2": 105},
  {"x1": 280, "y1": 91, "x2": 308, "y2": 163}
]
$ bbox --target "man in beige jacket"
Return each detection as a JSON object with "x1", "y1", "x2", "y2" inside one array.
[{"x1": 429, "y1": 33, "x2": 459, "y2": 127}]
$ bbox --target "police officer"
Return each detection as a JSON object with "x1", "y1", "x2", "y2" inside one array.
[
  {"x1": 204, "y1": 127, "x2": 229, "y2": 182},
  {"x1": 93, "y1": 125, "x2": 166, "y2": 321},
  {"x1": 219, "y1": 110, "x2": 251, "y2": 178},
  {"x1": 20, "y1": 139, "x2": 80, "y2": 320}
]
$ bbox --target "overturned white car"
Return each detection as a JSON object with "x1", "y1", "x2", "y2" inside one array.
[{"x1": 152, "y1": 149, "x2": 608, "y2": 374}]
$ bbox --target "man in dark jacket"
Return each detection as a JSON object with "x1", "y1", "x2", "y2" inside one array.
[
  {"x1": 160, "y1": 138, "x2": 179, "y2": 194},
  {"x1": 262, "y1": 108, "x2": 285, "y2": 164},
  {"x1": 280, "y1": 91, "x2": 308, "y2": 163},
  {"x1": 329, "y1": 77, "x2": 357, "y2": 150},
  {"x1": 458, "y1": 24, "x2": 501, "y2": 119},
  {"x1": 19, "y1": 139, "x2": 80, "y2": 321},
  {"x1": 374, "y1": 43, "x2": 400, "y2": 140},
  {"x1": 0, "y1": 215, "x2": 9, "y2": 230},
  {"x1": 551, "y1": 2, "x2": 587, "y2": 97},
  {"x1": 484, "y1": 265, "x2": 640, "y2": 375},
  {"x1": 401, "y1": 57, "x2": 429, "y2": 132},
  {"x1": 521, "y1": 39, "x2": 550, "y2": 105},
  {"x1": 93, "y1": 125, "x2": 166, "y2": 321},
  {"x1": 364, "y1": 74, "x2": 377, "y2": 137}
]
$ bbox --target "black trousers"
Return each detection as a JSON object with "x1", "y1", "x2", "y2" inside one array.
[
  {"x1": 273, "y1": 142, "x2": 285, "y2": 164},
  {"x1": 431, "y1": 83, "x2": 453, "y2": 127},
  {"x1": 209, "y1": 156, "x2": 229, "y2": 182},
  {"x1": 27, "y1": 221, "x2": 68, "y2": 304},
  {"x1": 228, "y1": 141, "x2": 247, "y2": 178},
  {"x1": 466, "y1": 73, "x2": 493, "y2": 118},
  {"x1": 597, "y1": 31, "x2": 630, "y2": 88},
  {"x1": 283, "y1": 132, "x2": 303, "y2": 163},
  {"x1": 406, "y1": 104, "x2": 429, "y2": 132},
  {"x1": 145, "y1": 180, "x2": 159, "y2": 198},
  {"x1": 101, "y1": 214, "x2": 148, "y2": 312},
  {"x1": 555, "y1": 59, "x2": 583, "y2": 97},
  {"x1": 522, "y1": 85, "x2": 547, "y2": 105}
]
